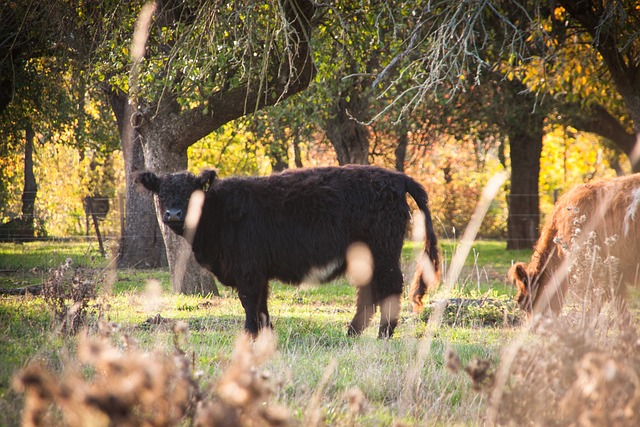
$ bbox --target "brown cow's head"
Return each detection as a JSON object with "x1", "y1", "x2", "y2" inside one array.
[
  {"x1": 135, "y1": 169, "x2": 217, "y2": 236},
  {"x1": 507, "y1": 262, "x2": 535, "y2": 314}
]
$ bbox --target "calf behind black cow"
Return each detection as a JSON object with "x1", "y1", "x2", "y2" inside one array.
[{"x1": 136, "y1": 165, "x2": 440, "y2": 338}]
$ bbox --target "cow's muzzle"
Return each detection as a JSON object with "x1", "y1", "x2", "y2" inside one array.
[{"x1": 163, "y1": 208, "x2": 185, "y2": 224}]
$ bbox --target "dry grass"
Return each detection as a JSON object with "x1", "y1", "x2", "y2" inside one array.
[
  {"x1": 13, "y1": 322, "x2": 297, "y2": 427},
  {"x1": 42, "y1": 259, "x2": 100, "y2": 335},
  {"x1": 486, "y1": 306, "x2": 640, "y2": 426},
  {"x1": 15, "y1": 306, "x2": 640, "y2": 426},
  {"x1": 8, "y1": 239, "x2": 640, "y2": 426},
  {"x1": 481, "y1": 220, "x2": 640, "y2": 426}
]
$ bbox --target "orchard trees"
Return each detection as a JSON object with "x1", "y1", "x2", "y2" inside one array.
[
  {"x1": 0, "y1": 1, "x2": 89, "y2": 240},
  {"x1": 4, "y1": 0, "x2": 638, "y2": 265},
  {"x1": 543, "y1": 2, "x2": 639, "y2": 172},
  {"x1": 373, "y1": 1, "x2": 640, "y2": 248},
  {"x1": 2, "y1": 1, "x2": 317, "y2": 292}
]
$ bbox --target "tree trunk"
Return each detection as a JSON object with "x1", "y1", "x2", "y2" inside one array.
[
  {"x1": 268, "y1": 139, "x2": 289, "y2": 172},
  {"x1": 506, "y1": 128, "x2": 543, "y2": 250},
  {"x1": 483, "y1": 76, "x2": 548, "y2": 250},
  {"x1": 324, "y1": 92, "x2": 370, "y2": 165},
  {"x1": 20, "y1": 123, "x2": 36, "y2": 241},
  {"x1": 119, "y1": 149, "x2": 167, "y2": 268},
  {"x1": 395, "y1": 129, "x2": 409, "y2": 172},
  {"x1": 292, "y1": 128, "x2": 304, "y2": 168},
  {"x1": 142, "y1": 131, "x2": 219, "y2": 296},
  {"x1": 108, "y1": 90, "x2": 167, "y2": 268}
]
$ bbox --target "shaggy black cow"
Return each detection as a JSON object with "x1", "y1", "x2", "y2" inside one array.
[{"x1": 136, "y1": 165, "x2": 440, "y2": 338}]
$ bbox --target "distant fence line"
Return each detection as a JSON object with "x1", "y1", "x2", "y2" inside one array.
[
  {"x1": 0, "y1": 191, "x2": 557, "y2": 245},
  {"x1": 0, "y1": 192, "x2": 125, "y2": 243}
]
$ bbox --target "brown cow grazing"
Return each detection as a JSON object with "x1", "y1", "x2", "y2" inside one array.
[
  {"x1": 508, "y1": 174, "x2": 640, "y2": 315},
  {"x1": 136, "y1": 165, "x2": 440, "y2": 338}
]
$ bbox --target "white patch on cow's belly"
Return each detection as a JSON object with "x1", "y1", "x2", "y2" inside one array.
[
  {"x1": 624, "y1": 188, "x2": 640, "y2": 237},
  {"x1": 302, "y1": 259, "x2": 342, "y2": 285}
]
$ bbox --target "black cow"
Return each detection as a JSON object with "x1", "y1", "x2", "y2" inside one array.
[{"x1": 136, "y1": 165, "x2": 440, "y2": 338}]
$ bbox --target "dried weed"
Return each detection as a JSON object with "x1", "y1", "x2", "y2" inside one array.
[
  {"x1": 42, "y1": 259, "x2": 100, "y2": 335},
  {"x1": 13, "y1": 324, "x2": 299, "y2": 427}
]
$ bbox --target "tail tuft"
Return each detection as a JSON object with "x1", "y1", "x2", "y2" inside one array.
[{"x1": 405, "y1": 177, "x2": 441, "y2": 312}]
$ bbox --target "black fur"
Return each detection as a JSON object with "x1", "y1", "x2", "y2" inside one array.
[{"x1": 136, "y1": 165, "x2": 440, "y2": 338}]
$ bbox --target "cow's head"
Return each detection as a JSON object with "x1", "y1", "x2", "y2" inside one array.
[
  {"x1": 135, "y1": 169, "x2": 217, "y2": 235},
  {"x1": 507, "y1": 262, "x2": 535, "y2": 314}
]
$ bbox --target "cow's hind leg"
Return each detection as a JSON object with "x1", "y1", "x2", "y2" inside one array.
[
  {"x1": 375, "y1": 263, "x2": 404, "y2": 338},
  {"x1": 239, "y1": 280, "x2": 271, "y2": 337},
  {"x1": 348, "y1": 285, "x2": 376, "y2": 336},
  {"x1": 378, "y1": 293, "x2": 401, "y2": 339}
]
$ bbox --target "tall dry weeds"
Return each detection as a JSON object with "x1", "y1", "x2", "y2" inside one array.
[
  {"x1": 489, "y1": 308, "x2": 640, "y2": 427},
  {"x1": 42, "y1": 258, "x2": 100, "y2": 334},
  {"x1": 14, "y1": 322, "x2": 197, "y2": 427},
  {"x1": 490, "y1": 223, "x2": 640, "y2": 426},
  {"x1": 556, "y1": 213, "x2": 622, "y2": 319},
  {"x1": 440, "y1": 212, "x2": 640, "y2": 426},
  {"x1": 13, "y1": 322, "x2": 298, "y2": 427},
  {"x1": 195, "y1": 330, "x2": 294, "y2": 427},
  {"x1": 443, "y1": 304, "x2": 640, "y2": 426}
]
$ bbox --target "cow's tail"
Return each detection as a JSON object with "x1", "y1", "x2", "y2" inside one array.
[{"x1": 405, "y1": 177, "x2": 441, "y2": 313}]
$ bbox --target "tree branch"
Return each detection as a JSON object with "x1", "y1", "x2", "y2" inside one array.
[
  {"x1": 152, "y1": 0, "x2": 316, "y2": 151},
  {"x1": 563, "y1": 103, "x2": 636, "y2": 156}
]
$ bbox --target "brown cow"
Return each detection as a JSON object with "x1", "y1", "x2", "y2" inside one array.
[{"x1": 508, "y1": 174, "x2": 640, "y2": 315}]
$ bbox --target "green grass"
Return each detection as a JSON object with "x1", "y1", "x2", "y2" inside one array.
[
  {"x1": 0, "y1": 239, "x2": 529, "y2": 426},
  {"x1": 0, "y1": 240, "x2": 112, "y2": 289},
  {"x1": 405, "y1": 239, "x2": 533, "y2": 295},
  {"x1": 0, "y1": 240, "x2": 110, "y2": 270}
]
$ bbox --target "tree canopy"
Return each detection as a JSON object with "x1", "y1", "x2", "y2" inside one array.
[{"x1": 1, "y1": 1, "x2": 638, "y2": 257}]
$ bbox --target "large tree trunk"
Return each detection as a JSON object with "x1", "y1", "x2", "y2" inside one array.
[
  {"x1": 483, "y1": 76, "x2": 548, "y2": 250},
  {"x1": 20, "y1": 123, "x2": 37, "y2": 241},
  {"x1": 142, "y1": 133, "x2": 219, "y2": 295},
  {"x1": 108, "y1": 90, "x2": 167, "y2": 268},
  {"x1": 507, "y1": 127, "x2": 543, "y2": 250}
]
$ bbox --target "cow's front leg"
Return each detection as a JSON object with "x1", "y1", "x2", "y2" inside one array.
[{"x1": 239, "y1": 281, "x2": 271, "y2": 337}]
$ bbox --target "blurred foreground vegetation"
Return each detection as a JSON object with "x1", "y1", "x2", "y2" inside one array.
[{"x1": 2, "y1": 240, "x2": 640, "y2": 426}]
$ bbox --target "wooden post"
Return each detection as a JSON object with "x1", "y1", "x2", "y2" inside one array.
[{"x1": 86, "y1": 197, "x2": 106, "y2": 257}]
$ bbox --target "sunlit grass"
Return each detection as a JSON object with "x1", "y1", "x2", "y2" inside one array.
[
  {"x1": 0, "y1": 240, "x2": 110, "y2": 270},
  {"x1": 0, "y1": 239, "x2": 526, "y2": 425}
]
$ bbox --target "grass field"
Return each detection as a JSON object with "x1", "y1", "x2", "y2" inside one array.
[{"x1": 2, "y1": 239, "x2": 638, "y2": 426}]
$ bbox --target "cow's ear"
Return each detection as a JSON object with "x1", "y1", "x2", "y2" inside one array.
[
  {"x1": 135, "y1": 171, "x2": 160, "y2": 193},
  {"x1": 198, "y1": 169, "x2": 217, "y2": 191},
  {"x1": 508, "y1": 262, "x2": 530, "y2": 293}
]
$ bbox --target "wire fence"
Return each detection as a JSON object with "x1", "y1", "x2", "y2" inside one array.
[
  {"x1": 0, "y1": 192, "x2": 125, "y2": 243},
  {"x1": 1, "y1": 191, "x2": 554, "y2": 246}
]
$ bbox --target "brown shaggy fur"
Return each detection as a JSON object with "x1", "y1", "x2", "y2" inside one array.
[{"x1": 508, "y1": 173, "x2": 640, "y2": 314}]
